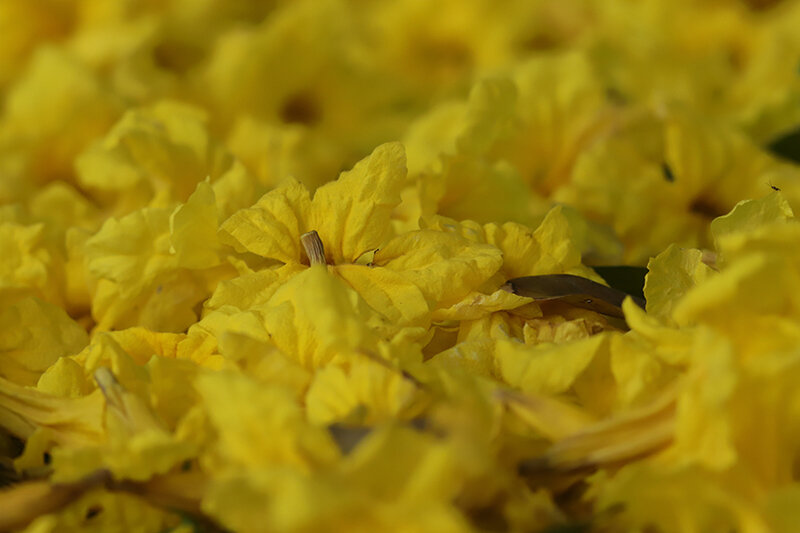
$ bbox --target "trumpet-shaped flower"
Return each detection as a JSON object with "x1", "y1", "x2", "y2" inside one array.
[{"x1": 221, "y1": 142, "x2": 503, "y2": 326}]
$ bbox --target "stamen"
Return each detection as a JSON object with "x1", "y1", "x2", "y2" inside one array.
[
  {"x1": 94, "y1": 368, "x2": 125, "y2": 414},
  {"x1": 301, "y1": 230, "x2": 327, "y2": 266}
]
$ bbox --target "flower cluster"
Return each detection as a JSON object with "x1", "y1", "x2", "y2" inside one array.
[{"x1": 1, "y1": 1, "x2": 800, "y2": 532}]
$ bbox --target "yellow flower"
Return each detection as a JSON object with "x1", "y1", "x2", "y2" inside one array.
[
  {"x1": 202, "y1": 425, "x2": 475, "y2": 533},
  {"x1": 76, "y1": 100, "x2": 258, "y2": 216},
  {"x1": 673, "y1": 192, "x2": 800, "y2": 355},
  {"x1": 50, "y1": 368, "x2": 197, "y2": 484},
  {"x1": 83, "y1": 181, "x2": 237, "y2": 332},
  {"x1": 255, "y1": 265, "x2": 384, "y2": 369},
  {"x1": 221, "y1": 142, "x2": 502, "y2": 326},
  {"x1": 0, "y1": 296, "x2": 88, "y2": 386},
  {"x1": 221, "y1": 143, "x2": 407, "y2": 266},
  {"x1": 0, "y1": 47, "x2": 120, "y2": 185},
  {"x1": 493, "y1": 52, "x2": 617, "y2": 197},
  {"x1": 423, "y1": 206, "x2": 609, "y2": 339},
  {"x1": 0, "y1": 219, "x2": 66, "y2": 308},
  {"x1": 226, "y1": 115, "x2": 347, "y2": 191},
  {"x1": 201, "y1": 0, "x2": 401, "y2": 170},
  {"x1": 496, "y1": 334, "x2": 613, "y2": 411},
  {"x1": 362, "y1": 0, "x2": 514, "y2": 94},
  {"x1": 588, "y1": 335, "x2": 800, "y2": 531},
  {"x1": 195, "y1": 371, "x2": 340, "y2": 472},
  {"x1": 306, "y1": 352, "x2": 424, "y2": 426},
  {"x1": 564, "y1": 97, "x2": 800, "y2": 263},
  {"x1": 643, "y1": 243, "x2": 716, "y2": 322},
  {"x1": 400, "y1": 78, "x2": 533, "y2": 227},
  {"x1": 0, "y1": 374, "x2": 104, "y2": 447},
  {"x1": 589, "y1": 0, "x2": 800, "y2": 142}
]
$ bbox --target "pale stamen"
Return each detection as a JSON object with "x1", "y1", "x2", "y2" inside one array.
[{"x1": 301, "y1": 230, "x2": 327, "y2": 266}]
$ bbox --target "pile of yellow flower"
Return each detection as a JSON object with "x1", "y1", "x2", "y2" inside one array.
[{"x1": 2, "y1": 0, "x2": 800, "y2": 531}]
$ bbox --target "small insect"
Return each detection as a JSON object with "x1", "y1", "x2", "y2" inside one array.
[{"x1": 767, "y1": 180, "x2": 781, "y2": 191}]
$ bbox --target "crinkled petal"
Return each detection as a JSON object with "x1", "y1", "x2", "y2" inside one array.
[
  {"x1": 310, "y1": 142, "x2": 407, "y2": 264},
  {"x1": 376, "y1": 230, "x2": 503, "y2": 309},
  {"x1": 219, "y1": 178, "x2": 311, "y2": 264},
  {"x1": 259, "y1": 265, "x2": 378, "y2": 369}
]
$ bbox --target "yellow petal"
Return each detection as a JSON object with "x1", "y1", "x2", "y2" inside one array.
[
  {"x1": 427, "y1": 154, "x2": 533, "y2": 225},
  {"x1": 376, "y1": 230, "x2": 503, "y2": 309},
  {"x1": 0, "y1": 297, "x2": 88, "y2": 386},
  {"x1": 219, "y1": 178, "x2": 311, "y2": 264},
  {"x1": 36, "y1": 357, "x2": 89, "y2": 399},
  {"x1": 189, "y1": 307, "x2": 271, "y2": 352},
  {"x1": 621, "y1": 299, "x2": 695, "y2": 367},
  {"x1": 169, "y1": 180, "x2": 220, "y2": 270},
  {"x1": 211, "y1": 159, "x2": 262, "y2": 222},
  {"x1": 765, "y1": 485, "x2": 800, "y2": 533},
  {"x1": 145, "y1": 356, "x2": 202, "y2": 430},
  {"x1": 306, "y1": 354, "x2": 422, "y2": 425},
  {"x1": 216, "y1": 332, "x2": 312, "y2": 399},
  {"x1": 495, "y1": 335, "x2": 608, "y2": 397},
  {"x1": 426, "y1": 205, "x2": 600, "y2": 282},
  {"x1": 670, "y1": 330, "x2": 738, "y2": 471},
  {"x1": 0, "y1": 375, "x2": 104, "y2": 445},
  {"x1": 195, "y1": 371, "x2": 339, "y2": 470},
  {"x1": 431, "y1": 289, "x2": 532, "y2": 322},
  {"x1": 28, "y1": 181, "x2": 101, "y2": 236},
  {"x1": 339, "y1": 425, "x2": 463, "y2": 505},
  {"x1": 0, "y1": 221, "x2": 65, "y2": 307},
  {"x1": 76, "y1": 100, "x2": 233, "y2": 213},
  {"x1": 644, "y1": 243, "x2": 715, "y2": 321},
  {"x1": 610, "y1": 333, "x2": 678, "y2": 408},
  {"x1": 226, "y1": 115, "x2": 345, "y2": 190},
  {"x1": 454, "y1": 77, "x2": 518, "y2": 156},
  {"x1": 711, "y1": 190, "x2": 794, "y2": 253},
  {"x1": 19, "y1": 488, "x2": 181, "y2": 533},
  {"x1": 3, "y1": 47, "x2": 120, "y2": 184},
  {"x1": 204, "y1": 267, "x2": 285, "y2": 312},
  {"x1": 51, "y1": 429, "x2": 195, "y2": 484},
  {"x1": 522, "y1": 314, "x2": 612, "y2": 346},
  {"x1": 499, "y1": 389, "x2": 595, "y2": 442},
  {"x1": 545, "y1": 387, "x2": 676, "y2": 470},
  {"x1": 84, "y1": 207, "x2": 175, "y2": 298},
  {"x1": 496, "y1": 52, "x2": 612, "y2": 195},
  {"x1": 592, "y1": 463, "x2": 767, "y2": 533},
  {"x1": 259, "y1": 265, "x2": 378, "y2": 369},
  {"x1": 430, "y1": 339, "x2": 496, "y2": 378},
  {"x1": 310, "y1": 142, "x2": 406, "y2": 264},
  {"x1": 486, "y1": 206, "x2": 591, "y2": 280},
  {"x1": 672, "y1": 253, "x2": 800, "y2": 360},
  {"x1": 333, "y1": 263, "x2": 430, "y2": 326}
]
